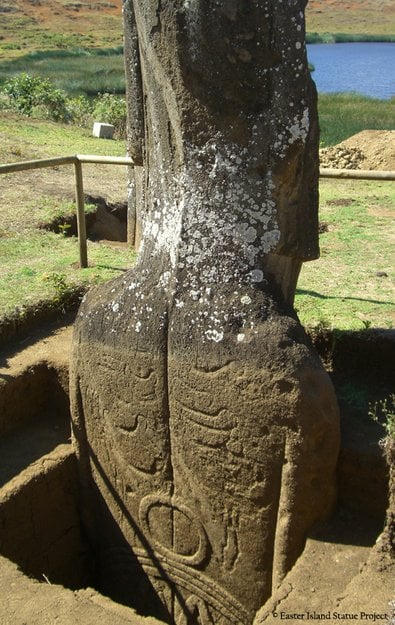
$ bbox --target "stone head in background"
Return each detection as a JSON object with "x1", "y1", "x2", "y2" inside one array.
[{"x1": 70, "y1": 2, "x2": 340, "y2": 624}]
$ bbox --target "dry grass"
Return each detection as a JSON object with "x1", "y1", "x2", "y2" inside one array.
[
  {"x1": 306, "y1": 0, "x2": 395, "y2": 36},
  {"x1": 0, "y1": 0, "x2": 123, "y2": 58},
  {"x1": 0, "y1": 0, "x2": 394, "y2": 60}
]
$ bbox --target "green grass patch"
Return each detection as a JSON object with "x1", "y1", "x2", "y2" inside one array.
[
  {"x1": 318, "y1": 94, "x2": 395, "y2": 147},
  {"x1": 0, "y1": 112, "x2": 131, "y2": 327},
  {"x1": 0, "y1": 112, "x2": 126, "y2": 160},
  {"x1": 25, "y1": 196, "x2": 97, "y2": 228},
  {"x1": 0, "y1": 48, "x2": 125, "y2": 97},
  {"x1": 0, "y1": 229, "x2": 135, "y2": 318},
  {"x1": 296, "y1": 179, "x2": 395, "y2": 331}
]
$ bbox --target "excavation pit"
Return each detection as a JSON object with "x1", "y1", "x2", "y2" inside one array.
[{"x1": 0, "y1": 321, "x2": 393, "y2": 623}]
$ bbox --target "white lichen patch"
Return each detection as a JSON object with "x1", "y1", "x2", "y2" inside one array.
[
  {"x1": 288, "y1": 107, "x2": 310, "y2": 144},
  {"x1": 131, "y1": 129, "x2": 285, "y2": 341},
  {"x1": 261, "y1": 229, "x2": 281, "y2": 253},
  {"x1": 204, "y1": 329, "x2": 224, "y2": 343},
  {"x1": 250, "y1": 269, "x2": 264, "y2": 283},
  {"x1": 236, "y1": 223, "x2": 258, "y2": 244}
]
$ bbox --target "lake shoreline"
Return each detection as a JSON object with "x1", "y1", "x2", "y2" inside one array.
[
  {"x1": 307, "y1": 33, "x2": 395, "y2": 44},
  {"x1": 307, "y1": 42, "x2": 395, "y2": 100}
]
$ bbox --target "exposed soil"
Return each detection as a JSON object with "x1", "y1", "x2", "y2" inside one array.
[
  {"x1": 0, "y1": 317, "x2": 394, "y2": 624},
  {"x1": 0, "y1": 160, "x2": 128, "y2": 235},
  {"x1": 320, "y1": 131, "x2": 395, "y2": 171}
]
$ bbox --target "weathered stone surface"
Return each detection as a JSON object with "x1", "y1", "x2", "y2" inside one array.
[{"x1": 70, "y1": 2, "x2": 340, "y2": 624}]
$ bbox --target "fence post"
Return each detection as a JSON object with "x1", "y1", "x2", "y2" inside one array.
[{"x1": 74, "y1": 159, "x2": 88, "y2": 268}]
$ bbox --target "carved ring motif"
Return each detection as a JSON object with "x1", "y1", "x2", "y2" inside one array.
[{"x1": 139, "y1": 494, "x2": 208, "y2": 566}]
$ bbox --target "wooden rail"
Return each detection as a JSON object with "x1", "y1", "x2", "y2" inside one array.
[
  {"x1": 0, "y1": 156, "x2": 393, "y2": 267},
  {"x1": 319, "y1": 168, "x2": 395, "y2": 181}
]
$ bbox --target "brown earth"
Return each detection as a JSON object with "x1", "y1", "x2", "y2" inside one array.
[
  {"x1": 320, "y1": 131, "x2": 395, "y2": 171},
  {"x1": 306, "y1": 0, "x2": 395, "y2": 36}
]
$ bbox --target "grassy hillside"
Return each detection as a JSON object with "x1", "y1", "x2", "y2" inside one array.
[
  {"x1": 0, "y1": 0, "x2": 394, "y2": 59},
  {"x1": 0, "y1": 0, "x2": 123, "y2": 58},
  {"x1": 307, "y1": 0, "x2": 395, "y2": 37}
]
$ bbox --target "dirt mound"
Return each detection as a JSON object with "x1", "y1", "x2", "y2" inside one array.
[{"x1": 320, "y1": 130, "x2": 395, "y2": 170}]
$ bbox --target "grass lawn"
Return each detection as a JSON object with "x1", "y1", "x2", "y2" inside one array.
[
  {"x1": 0, "y1": 114, "x2": 393, "y2": 334},
  {"x1": 0, "y1": 230, "x2": 135, "y2": 317},
  {"x1": 0, "y1": 112, "x2": 126, "y2": 161},
  {"x1": 0, "y1": 113, "x2": 134, "y2": 326},
  {"x1": 0, "y1": 48, "x2": 125, "y2": 97},
  {"x1": 296, "y1": 178, "x2": 395, "y2": 330},
  {"x1": 318, "y1": 94, "x2": 395, "y2": 147}
]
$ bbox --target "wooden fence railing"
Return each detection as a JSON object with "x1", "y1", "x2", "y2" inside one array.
[
  {"x1": 319, "y1": 168, "x2": 395, "y2": 181},
  {"x1": 0, "y1": 155, "x2": 393, "y2": 268}
]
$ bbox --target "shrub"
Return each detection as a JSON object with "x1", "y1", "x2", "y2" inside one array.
[
  {"x1": 369, "y1": 394, "x2": 395, "y2": 441},
  {"x1": 92, "y1": 92, "x2": 127, "y2": 138},
  {"x1": 0, "y1": 73, "x2": 127, "y2": 139},
  {"x1": 66, "y1": 95, "x2": 93, "y2": 127},
  {"x1": 2, "y1": 73, "x2": 69, "y2": 121}
]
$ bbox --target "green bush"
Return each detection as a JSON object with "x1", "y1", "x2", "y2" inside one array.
[
  {"x1": 0, "y1": 72, "x2": 127, "y2": 137},
  {"x1": 2, "y1": 73, "x2": 68, "y2": 121},
  {"x1": 92, "y1": 92, "x2": 126, "y2": 138},
  {"x1": 66, "y1": 95, "x2": 93, "y2": 127}
]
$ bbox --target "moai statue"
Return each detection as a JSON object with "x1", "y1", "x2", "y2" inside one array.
[{"x1": 70, "y1": 2, "x2": 340, "y2": 624}]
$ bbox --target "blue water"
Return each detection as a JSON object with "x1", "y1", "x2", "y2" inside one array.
[{"x1": 307, "y1": 42, "x2": 395, "y2": 99}]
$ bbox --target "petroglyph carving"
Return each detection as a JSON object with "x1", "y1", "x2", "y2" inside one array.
[
  {"x1": 139, "y1": 495, "x2": 209, "y2": 566},
  {"x1": 70, "y1": 1, "x2": 340, "y2": 623}
]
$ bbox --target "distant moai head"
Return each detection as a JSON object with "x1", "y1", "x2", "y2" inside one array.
[{"x1": 70, "y1": 3, "x2": 339, "y2": 625}]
